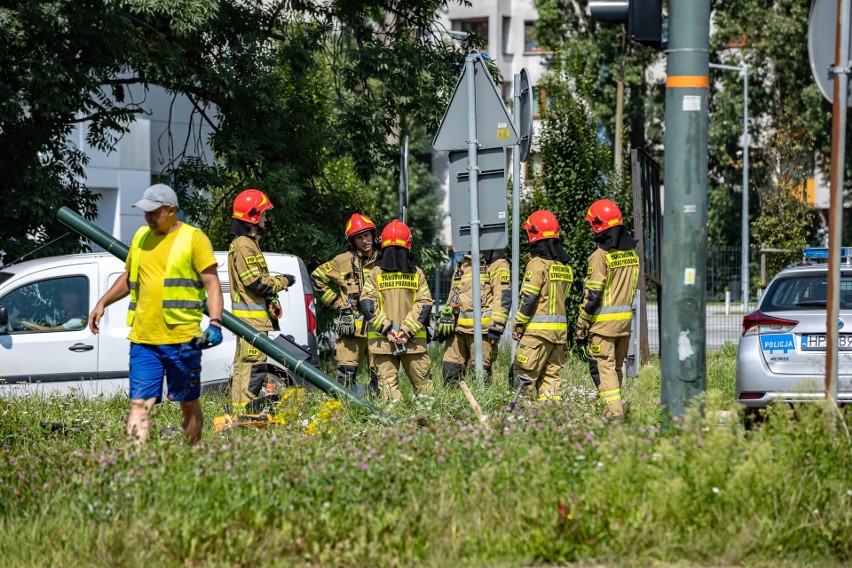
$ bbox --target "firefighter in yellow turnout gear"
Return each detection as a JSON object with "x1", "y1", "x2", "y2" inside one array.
[
  {"x1": 576, "y1": 199, "x2": 639, "y2": 417},
  {"x1": 438, "y1": 250, "x2": 511, "y2": 384},
  {"x1": 228, "y1": 190, "x2": 294, "y2": 403},
  {"x1": 512, "y1": 210, "x2": 573, "y2": 400},
  {"x1": 359, "y1": 220, "x2": 435, "y2": 401},
  {"x1": 311, "y1": 214, "x2": 379, "y2": 394}
]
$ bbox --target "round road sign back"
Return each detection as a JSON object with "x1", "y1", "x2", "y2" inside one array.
[
  {"x1": 809, "y1": 0, "x2": 852, "y2": 106},
  {"x1": 518, "y1": 68, "x2": 534, "y2": 162}
]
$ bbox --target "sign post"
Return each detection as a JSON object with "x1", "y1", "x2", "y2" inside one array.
[
  {"x1": 808, "y1": 0, "x2": 851, "y2": 408},
  {"x1": 511, "y1": 69, "x2": 533, "y2": 360},
  {"x1": 434, "y1": 51, "x2": 518, "y2": 374},
  {"x1": 464, "y1": 55, "x2": 485, "y2": 372}
]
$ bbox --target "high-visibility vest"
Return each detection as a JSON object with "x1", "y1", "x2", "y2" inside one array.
[{"x1": 127, "y1": 224, "x2": 206, "y2": 326}]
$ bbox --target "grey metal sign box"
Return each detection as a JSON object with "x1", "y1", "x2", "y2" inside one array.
[{"x1": 449, "y1": 148, "x2": 508, "y2": 251}]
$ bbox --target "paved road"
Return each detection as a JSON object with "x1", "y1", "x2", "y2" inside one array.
[{"x1": 645, "y1": 303, "x2": 744, "y2": 352}]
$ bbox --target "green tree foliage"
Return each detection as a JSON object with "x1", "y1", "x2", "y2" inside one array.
[
  {"x1": 0, "y1": 0, "x2": 140, "y2": 263},
  {"x1": 0, "y1": 0, "x2": 464, "y2": 267},
  {"x1": 750, "y1": 117, "x2": 818, "y2": 280},
  {"x1": 710, "y1": 1, "x2": 829, "y2": 248}
]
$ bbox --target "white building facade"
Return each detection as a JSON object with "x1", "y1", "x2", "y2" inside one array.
[{"x1": 77, "y1": 86, "x2": 215, "y2": 244}]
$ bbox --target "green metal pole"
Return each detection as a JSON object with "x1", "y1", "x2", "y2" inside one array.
[
  {"x1": 660, "y1": 0, "x2": 710, "y2": 418},
  {"x1": 57, "y1": 206, "x2": 395, "y2": 424}
]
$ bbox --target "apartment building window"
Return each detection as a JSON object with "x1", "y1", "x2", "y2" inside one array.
[
  {"x1": 534, "y1": 86, "x2": 552, "y2": 119},
  {"x1": 524, "y1": 21, "x2": 545, "y2": 53},
  {"x1": 502, "y1": 17, "x2": 512, "y2": 55},
  {"x1": 454, "y1": 19, "x2": 489, "y2": 51}
]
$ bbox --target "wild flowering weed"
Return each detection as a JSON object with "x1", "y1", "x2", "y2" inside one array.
[{"x1": 0, "y1": 351, "x2": 849, "y2": 567}]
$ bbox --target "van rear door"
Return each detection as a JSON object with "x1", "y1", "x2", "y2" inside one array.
[{"x1": 0, "y1": 263, "x2": 101, "y2": 395}]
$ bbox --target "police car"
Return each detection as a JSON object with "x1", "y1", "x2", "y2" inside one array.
[{"x1": 736, "y1": 248, "x2": 852, "y2": 413}]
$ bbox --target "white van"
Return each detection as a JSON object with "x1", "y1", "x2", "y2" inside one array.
[{"x1": 0, "y1": 252, "x2": 317, "y2": 396}]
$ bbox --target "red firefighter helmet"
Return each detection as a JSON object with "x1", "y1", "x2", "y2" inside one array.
[
  {"x1": 584, "y1": 199, "x2": 623, "y2": 233},
  {"x1": 523, "y1": 210, "x2": 559, "y2": 243},
  {"x1": 232, "y1": 189, "x2": 273, "y2": 224},
  {"x1": 380, "y1": 220, "x2": 412, "y2": 250},
  {"x1": 344, "y1": 213, "x2": 376, "y2": 239}
]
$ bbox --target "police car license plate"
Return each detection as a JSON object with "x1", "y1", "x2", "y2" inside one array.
[{"x1": 801, "y1": 334, "x2": 852, "y2": 350}]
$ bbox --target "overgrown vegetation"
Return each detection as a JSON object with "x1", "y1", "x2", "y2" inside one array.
[{"x1": 1, "y1": 349, "x2": 849, "y2": 567}]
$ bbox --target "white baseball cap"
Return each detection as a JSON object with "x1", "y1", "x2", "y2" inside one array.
[{"x1": 133, "y1": 184, "x2": 179, "y2": 212}]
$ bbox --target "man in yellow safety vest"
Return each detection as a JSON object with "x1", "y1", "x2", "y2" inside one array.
[{"x1": 88, "y1": 184, "x2": 223, "y2": 445}]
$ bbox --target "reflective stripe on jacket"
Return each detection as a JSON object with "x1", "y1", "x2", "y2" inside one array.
[
  {"x1": 361, "y1": 266, "x2": 432, "y2": 355},
  {"x1": 448, "y1": 254, "x2": 492, "y2": 333},
  {"x1": 488, "y1": 257, "x2": 512, "y2": 332},
  {"x1": 578, "y1": 248, "x2": 639, "y2": 337},
  {"x1": 127, "y1": 224, "x2": 205, "y2": 326},
  {"x1": 228, "y1": 234, "x2": 284, "y2": 332},
  {"x1": 446, "y1": 254, "x2": 510, "y2": 334},
  {"x1": 513, "y1": 257, "x2": 572, "y2": 344},
  {"x1": 311, "y1": 251, "x2": 377, "y2": 320}
]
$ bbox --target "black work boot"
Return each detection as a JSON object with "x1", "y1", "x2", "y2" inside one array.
[{"x1": 336, "y1": 365, "x2": 358, "y2": 388}]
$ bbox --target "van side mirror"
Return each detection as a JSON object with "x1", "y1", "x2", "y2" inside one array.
[{"x1": 0, "y1": 306, "x2": 7, "y2": 329}]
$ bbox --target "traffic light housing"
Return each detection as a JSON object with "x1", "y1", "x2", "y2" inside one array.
[{"x1": 589, "y1": 0, "x2": 663, "y2": 48}]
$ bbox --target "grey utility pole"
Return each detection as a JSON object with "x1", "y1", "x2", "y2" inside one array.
[
  {"x1": 511, "y1": 72, "x2": 522, "y2": 361},
  {"x1": 660, "y1": 0, "x2": 711, "y2": 418},
  {"x1": 465, "y1": 52, "x2": 485, "y2": 373},
  {"x1": 709, "y1": 62, "x2": 749, "y2": 313}
]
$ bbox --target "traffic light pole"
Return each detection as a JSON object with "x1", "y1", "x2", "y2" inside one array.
[{"x1": 660, "y1": 0, "x2": 711, "y2": 418}]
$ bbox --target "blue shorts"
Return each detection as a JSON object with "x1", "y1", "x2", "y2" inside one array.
[{"x1": 128, "y1": 342, "x2": 202, "y2": 402}]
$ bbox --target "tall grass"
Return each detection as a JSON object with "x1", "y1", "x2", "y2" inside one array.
[{"x1": 0, "y1": 347, "x2": 849, "y2": 567}]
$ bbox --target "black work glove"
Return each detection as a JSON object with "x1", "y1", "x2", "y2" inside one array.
[
  {"x1": 266, "y1": 296, "x2": 282, "y2": 318},
  {"x1": 337, "y1": 308, "x2": 356, "y2": 337},
  {"x1": 487, "y1": 327, "x2": 503, "y2": 342},
  {"x1": 575, "y1": 335, "x2": 589, "y2": 362},
  {"x1": 375, "y1": 319, "x2": 393, "y2": 336}
]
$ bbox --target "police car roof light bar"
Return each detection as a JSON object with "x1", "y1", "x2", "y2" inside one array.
[{"x1": 802, "y1": 247, "x2": 852, "y2": 264}]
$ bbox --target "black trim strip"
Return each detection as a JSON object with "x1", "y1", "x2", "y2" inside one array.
[{"x1": 0, "y1": 371, "x2": 128, "y2": 385}]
